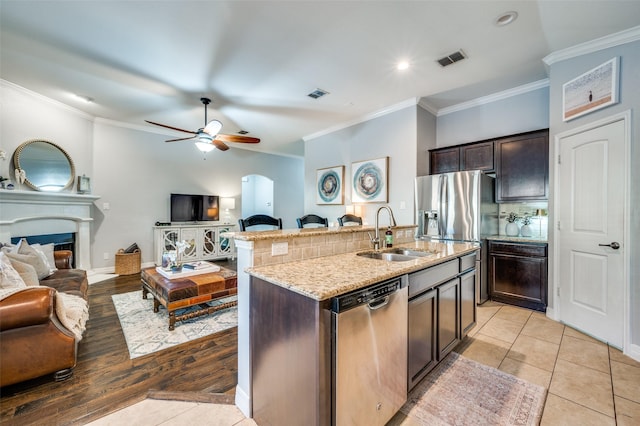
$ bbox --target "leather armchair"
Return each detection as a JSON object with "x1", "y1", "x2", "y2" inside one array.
[{"x1": 0, "y1": 250, "x2": 88, "y2": 387}]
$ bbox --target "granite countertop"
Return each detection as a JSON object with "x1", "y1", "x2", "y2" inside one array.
[
  {"x1": 486, "y1": 235, "x2": 548, "y2": 244},
  {"x1": 246, "y1": 240, "x2": 479, "y2": 301},
  {"x1": 228, "y1": 224, "x2": 417, "y2": 241}
]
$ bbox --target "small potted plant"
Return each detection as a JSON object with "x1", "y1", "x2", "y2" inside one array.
[{"x1": 505, "y1": 212, "x2": 520, "y2": 236}]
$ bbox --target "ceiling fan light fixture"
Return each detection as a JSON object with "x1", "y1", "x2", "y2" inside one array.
[
  {"x1": 204, "y1": 119, "x2": 223, "y2": 136},
  {"x1": 195, "y1": 140, "x2": 215, "y2": 153}
]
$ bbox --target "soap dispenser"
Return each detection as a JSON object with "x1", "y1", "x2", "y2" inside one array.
[{"x1": 385, "y1": 227, "x2": 393, "y2": 248}]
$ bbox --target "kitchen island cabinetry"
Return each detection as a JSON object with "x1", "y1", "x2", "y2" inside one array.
[
  {"x1": 246, "y1": 242, "x2": 479, "y2": 425},
  {"x1": 488, "y1": 240, "x2": 548, "y2": 311}
]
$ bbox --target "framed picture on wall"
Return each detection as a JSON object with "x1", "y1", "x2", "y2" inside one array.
[
  {"x1": 562, "y1": 57, "x2": 619, "y2": 122},
  {"x1": 316, "y1": 165, "x2": 344, "y2": 205},
  {"x1": 351, "y1": 157, "x2": 388, "y2": 203},
  {"x1": 77, "y1": 175, "x2": 91, "y2": 194}
]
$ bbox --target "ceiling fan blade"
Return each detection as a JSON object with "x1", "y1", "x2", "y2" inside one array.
[
  {"x1": 165, "y1": 136, "x2": 196, "y2": 143},
  {"x1": 212, "y1": 139, "x2": 230, "y2": 151},
  {"x1": 215, "y1": 133, "x2": 261, "y2": 144},
  {"x1": 145, "y1": 120, "x2": 197, "y2": 135}
]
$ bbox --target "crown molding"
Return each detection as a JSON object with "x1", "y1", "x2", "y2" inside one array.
[
  {"x1": 435, "y1": 79, "x2": 549, "y2": 117},
  {"x1": 543, "y1": 25, "x2": 640, "y2": 66},
  {"x1": 303, "y1": 97, "x2": 419, "y2": 141},
  {"x1": 1, "y1": 79, "x2": 94, "y2": 120}
]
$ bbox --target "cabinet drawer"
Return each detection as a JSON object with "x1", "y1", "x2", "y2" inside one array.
[
  {"x1": 489, "y1": 242, "x2": 547, "y2": 257},
  {"x1": 459, "y1": 252, "x2": 477, "y2": 272},
  {"x1": 409, "y1": 259, "x2": 458, "y2": 298}
]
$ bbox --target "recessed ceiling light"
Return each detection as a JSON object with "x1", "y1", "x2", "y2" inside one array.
[
  {"x1": 495, "y1": 11, "x2": 518, "y2": 27},
  {"x1": 397, "y1": 61, "x2": 410, "y2": 71}
]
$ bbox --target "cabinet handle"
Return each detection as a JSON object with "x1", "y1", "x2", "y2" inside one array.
[{"x1": 598, "y1": 242, "x2": 620, "y2": 250}]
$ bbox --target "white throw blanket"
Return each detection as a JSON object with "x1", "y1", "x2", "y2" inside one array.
[{"x1": 0, "y1": 286, "x2": 89, "y2": 341}]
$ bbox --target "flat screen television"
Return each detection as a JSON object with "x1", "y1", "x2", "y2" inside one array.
[{"x1": 170, "y1": 193, "x2": 219, "y2": 222}]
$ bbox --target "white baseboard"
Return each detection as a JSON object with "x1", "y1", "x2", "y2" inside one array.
[
  {"x1": 235, "y1": 384, "x2": 252, "y2": 419},
  {"x1": 625, "y1": 343, "x2": 640, "y2": 363}
]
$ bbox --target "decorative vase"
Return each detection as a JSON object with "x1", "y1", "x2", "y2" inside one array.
[
  {"x1": 506, "y1": 222, "x2": 519, "y2": 237},
  {"x1": 521, "y1": 224, "x2": 533, "y2": 237}
]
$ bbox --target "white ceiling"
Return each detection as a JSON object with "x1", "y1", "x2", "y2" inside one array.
[{"x1": 2, "y1": 1, "x2": 640, "y2": 157}]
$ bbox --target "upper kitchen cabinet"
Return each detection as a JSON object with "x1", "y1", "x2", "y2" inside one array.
[
  {"x1": 430, "y1": 147, "x2": 460, "y2": 174},
  {"x1": 460, "y1": 142, "x2": 494, "y2": 172},
  {"x1": 495, "y1": 130, "x2": 549, "y2": 202},
  {"x1": 430, "y1": 141, "x2": 494, "y2": 174}
]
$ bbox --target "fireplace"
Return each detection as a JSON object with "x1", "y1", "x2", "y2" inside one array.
[
  {"x1": 0, "y1": 190, "x2": 99, "y2": 271},
  {"x1": 10, "y1": 232, "x2": 77, "y2": 268}
]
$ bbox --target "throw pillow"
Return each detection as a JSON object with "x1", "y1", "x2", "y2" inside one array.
[
  {"x1": 31, "y1": 243, "x2": 58, "y2": 273},
  {"x1": 9, "y1": 258, "x2": 40, "y2": 287},
  {"x1": 6, "y1": 252, "x2": 51, "y2": 280},
  {"x1": 0, "y1": 252, "x2": 27, "y2": 289}
]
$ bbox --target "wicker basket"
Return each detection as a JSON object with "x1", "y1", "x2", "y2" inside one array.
[{"x1": 115, "y1": 248, "x2": 141, "y2": 275}]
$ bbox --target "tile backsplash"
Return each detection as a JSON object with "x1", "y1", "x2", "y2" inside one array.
[{"x1": 498, "y1": 202, "x2": 548, "y2": 239}]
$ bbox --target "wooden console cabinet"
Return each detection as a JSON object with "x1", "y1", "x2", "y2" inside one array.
[
  {"x1": 488, "y1": 240, "x2": 547, "y2": 312},
  {"x1": 153, "y1": 223, "x2": 235, "y2": 265}
]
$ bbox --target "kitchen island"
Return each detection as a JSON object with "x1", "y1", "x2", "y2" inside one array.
[{"x1": 233, "y1": 227, "x2": 478, "y2": 425}]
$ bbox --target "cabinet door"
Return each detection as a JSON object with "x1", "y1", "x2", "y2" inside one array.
[
  {"x1": 408, "y1": 288, "x2": 437, "y2": 390},
  {"x1": 437, "y1": 278, "x2": 460, "y2": 360},
  {"x1": 430, "y1": 147, "x2": 460, "y2": 174},
  {"x1": 202, "y1": 228, "x2": 217, "y2": 258},
  {"x1": 460, "y1": 142, "x2": 494, "y2": 172},
  {"x1": 495, "y1": 130, "x2": 549, "y2": 201},
  {"x1": 217, "y1": 226, "x2": 233, "y2": 256},
  {"x1": 460, "y1": 270, "x2": 476, "y2": 336},
  {"x1": 488, "y1": 243, "x2": 548, "y2": 312},
  {"x1": 178, "y1": 228, "x2": 199, "y2": 261}
]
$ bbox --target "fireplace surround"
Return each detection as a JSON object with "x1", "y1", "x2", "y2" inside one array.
[{"x1": 0, "y1": 190, "x2": 99, "y2": 271}]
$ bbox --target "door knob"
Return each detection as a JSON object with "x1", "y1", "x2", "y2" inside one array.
[{"x1": 598, "y1": 242, "x2": 620, "y2": 250}]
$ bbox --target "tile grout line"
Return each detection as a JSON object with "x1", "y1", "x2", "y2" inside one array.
[{"x1": 608, "y1": 344, "x2": 619, "y2": 425}]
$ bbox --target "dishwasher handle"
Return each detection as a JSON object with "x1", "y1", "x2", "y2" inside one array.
[{"x1": 368, "y1": 295, "x2": 391, "y2": 310}]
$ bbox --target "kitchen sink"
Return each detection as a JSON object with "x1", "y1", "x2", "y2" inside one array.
[
  {"x1": 357, "y1": 247, "x2": 437, "y2": 262},
  {"x1": 357, "y1": 251, "x2": 419, "y2": 262},
  {"x1": 385, "y1": 248, "x2": 436, "y2": 257}
]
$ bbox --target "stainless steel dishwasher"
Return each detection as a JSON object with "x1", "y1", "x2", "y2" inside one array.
[{"x1": 331, "y1": 276, "x2": 408, "y2": 425}]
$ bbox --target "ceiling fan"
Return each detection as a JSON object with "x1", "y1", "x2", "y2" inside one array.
[{"x1": 145, "y1": 97, "x2": 260, "y2": 152}]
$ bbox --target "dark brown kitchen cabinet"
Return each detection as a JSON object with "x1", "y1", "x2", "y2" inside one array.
[
  {"x1": 437, "y1": 278, "x2": 461, "y2": 359},
  {"x1": 430, "y1": 147, "x2": 460, "y2": 174},
  {"x1": 488, "y1": 240, "x2": 547, "y2": 312},
  {"x1": 495, "y1": 130, "x2": 549, "y2": 202},
  {"x1": 430, "y1": 141, "x2": 495, "y2": 174},
  {"x1": 460, "y1": 141, "x2": 494, "y2": 172}
]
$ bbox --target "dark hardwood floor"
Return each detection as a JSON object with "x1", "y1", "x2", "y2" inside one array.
[{"x1": 0, "y1": 260, "x2": 238, "y2": 426}]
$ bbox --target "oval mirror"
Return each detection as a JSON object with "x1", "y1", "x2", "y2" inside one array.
[{"x1": 13, "y1": 139, "x2": 75, "y2": 192}]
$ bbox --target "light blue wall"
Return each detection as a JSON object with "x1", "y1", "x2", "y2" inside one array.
[
  {"x1": 436, "y1": 87, "x2": 550, "y2": 147},
  {"x1": 304, "y1": 106, "x2": 418, "y2": 226},
  {"x1": 547, "y1": 40, "x2": 640, "y2": 347}
]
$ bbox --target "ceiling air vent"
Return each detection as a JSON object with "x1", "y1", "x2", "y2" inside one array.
[
  {"x1": 437, "y1": 50, "x2": 466, "y2": 67},
  {"x1": 237, "y1": 130, "x2": 249, "y2": 135},
  {"x1": 308, "y1": 88, "x2": 329, "y2": 99}
]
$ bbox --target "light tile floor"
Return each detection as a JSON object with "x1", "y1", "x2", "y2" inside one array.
[{"x1": 88, "y1": 303, "x2": 640, "y2": 425}]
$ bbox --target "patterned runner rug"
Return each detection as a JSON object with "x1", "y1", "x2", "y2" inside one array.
[
  {"x1": 396, "y1": 352, "x2": 547, "y2": 426},
  {"x1": 112, "y1": 290, "x2": 237, "y2": 359}
]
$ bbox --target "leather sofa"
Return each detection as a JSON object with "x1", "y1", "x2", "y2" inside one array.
[{"x1": 0, "y1": 250, "x2": 88, "y2": 387}]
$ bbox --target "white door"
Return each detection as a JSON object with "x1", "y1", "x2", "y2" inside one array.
[{"x1": 557, "y1": 119, "x2": 626, "y2": 347}]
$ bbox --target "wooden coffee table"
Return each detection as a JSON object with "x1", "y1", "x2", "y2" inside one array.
[{"x1": 141, "y1": 266, "x2": 237, "y2": 330}]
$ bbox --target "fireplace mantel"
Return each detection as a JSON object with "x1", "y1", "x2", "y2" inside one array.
[{"x1": 0, "y1": 189, "x2": 100, "y2": 271}]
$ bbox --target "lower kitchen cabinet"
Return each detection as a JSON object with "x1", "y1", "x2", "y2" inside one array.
[
  {"x1": 407, "y1": 251, "x2": 477, "y2": 390},
  {"x1": 437, "y1": 278, "x2": 461, "y2": 360},
  {"x1": 488, "y1": 240, "x2": 548, "y2": 311},
  {"x1": 460, "y1": 270, "x2": 476, "y2": 335}
]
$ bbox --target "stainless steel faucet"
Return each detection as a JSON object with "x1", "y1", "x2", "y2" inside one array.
[{"x1": 371, "y1": 206, "x2": 397, "y2": 250}]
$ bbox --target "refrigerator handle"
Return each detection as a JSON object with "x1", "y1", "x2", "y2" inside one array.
[{"x1": 438, "y1": 174, "x2": 447, "y2": 238}]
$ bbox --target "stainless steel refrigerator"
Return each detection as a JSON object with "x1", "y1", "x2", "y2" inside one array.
[{"x1": 415, "y1": 170, "x2": 498, "y2": 303}]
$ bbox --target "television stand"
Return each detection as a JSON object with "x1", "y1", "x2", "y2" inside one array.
[{"x1": 153, "y1": 223, "x2": 236, "y2": 266}]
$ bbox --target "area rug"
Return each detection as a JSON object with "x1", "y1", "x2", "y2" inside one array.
[
  {"x1": 399, "y1": 352, "x2": 546, "y2": 426},
  {"x1": 112, "y1": 290, "x2": 237, "y2": 359}
]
